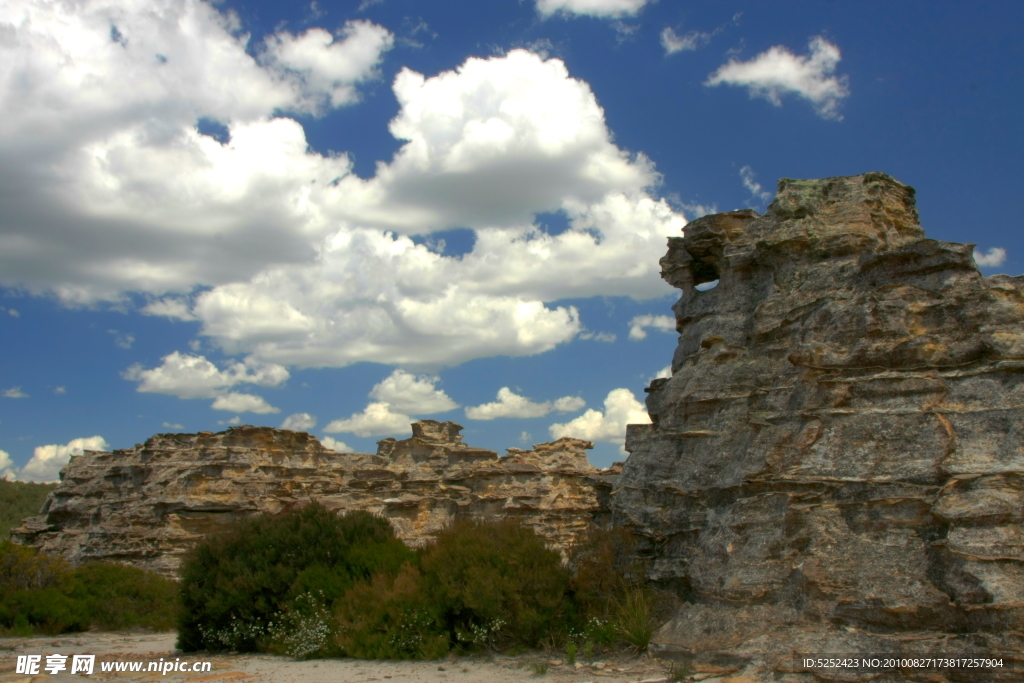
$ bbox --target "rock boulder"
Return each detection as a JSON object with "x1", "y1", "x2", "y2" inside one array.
[{"x1": 613, "y1": 173, "x2": 1024, "y2": 679}]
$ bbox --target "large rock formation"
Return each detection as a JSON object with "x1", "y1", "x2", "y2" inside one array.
[
  {"x1": 614, "y1": 173, "x2": 1024, "y2": 679},
  {"x1": 13, "y1": 421, "x2": 616, "y2": 577}
]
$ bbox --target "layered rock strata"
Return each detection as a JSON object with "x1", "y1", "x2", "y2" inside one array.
[
  {"x1": 14, "y1": 421, "x2": 615, "y2": 577},
  {"x1": 614, "y1": 173, "x2": 1024, "y2": 680}
]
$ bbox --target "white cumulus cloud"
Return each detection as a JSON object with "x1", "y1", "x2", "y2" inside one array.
[
  {"x1": 162, "y1": 421, "x2": 184, "y2": 430},
  {"x1": 536, "y1": 0, "x2": 652, "y2": 18},
  {"x1": 369, "y1": 370, "x2": 458, "y2": 414},
  {"x1": 324, "y1": 402, "x2": 412, "y2": 437},
  {"x1": 124, "y1": 351, "x2": 288, "y2": 399},
  {"x1": 165, "y1": 50, "x2": 682, "y2": 369},
  {"x1": 18, "y1": 436, "x2": 110, "y2": 483},
  {"x1": 0, "y1": 449, "x2": 16, "y2": 480},
  {"x1": 141, "y1": 297, "x2": 197, "y2": 321},
  {"x1": 320, "y1": 436, "x2": 354, "y2": 453},
  {"x1": 465, "y1": 387, "x2": 585, "y2": 420},
  {"x1": 548, "y1": 388, "x2": 650, "y2": 454},
  {"x1": 2, "y1": 0, "x2": 683, "y2": 371},
  {"x1": 3, "y1": 387, "x2": 28, "y2": 398},
  {"x1": 628, "y1": 314, "x2": 675, "y2": 340},
  {"x1": 281, "y1": 412, "x2": 317, "y2": 431},
  {"x1": 553, "y1": 395, "x2": 588, "y2": 412},
  {"x1": 0, "y1": 0, "x2": 393, "y2": 302},
  {"x1": 262, "y1": 21, "x2": 394, "y2": 112},
  {"x1": 705, "y1": 37, "x2": 850, "y2": 120},
  {"x1": 974, "y1": 247, "x2": 1007, "y2": 268},
  {"x1": 322, "y1": 368, "x2": 458, "y2": 436},
  {"x1": 374, "y1": 49, "x2": 660, "y2": 231},
  {"x1": 211, "y1": 392, "x2": 280, "y2": 414}
]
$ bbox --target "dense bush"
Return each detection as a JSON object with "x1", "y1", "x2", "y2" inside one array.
[
  {"x1": 265, "y1": 590, "x2": 337, "y2": 659},
  {"x1": 0, "y1": 479, "x2": 56, "y2": 538},
  {"x1": 177, "y1": 506, "x2": 672, "y2": 660},
  {"x1": 419, "y1": 518, "x2": 572, "y2": 649},
  {"x1": 334, "y1": 562, "x2": 448, "y2": 660},
  {"x1": 177, "y1": 502, "x2": 414, "y2": 652},
  {"x1": 4, "y1": 503, "x2": 674, "y2": 655},
  {"x1": 332, "y1": 518, "x2": 572, "y2": 659},
  {"x1": 0, "y1": 541, "x2": 178, "y2": 635},
  {"x1": 568, "y1": 525, "x2": 645, "y2": 619},
  {"x1": 2, "y1": 588, "x2": 89, "y2": 634},
  {"x1": 0, "y1": 541, "x2": 82, "y2": 635},
  {"x1": 0, "y1": 540, "x2": 71, "y2": 593},
  {"x1": 69, "y1": 562, "x2": 179, "y2": 631}
]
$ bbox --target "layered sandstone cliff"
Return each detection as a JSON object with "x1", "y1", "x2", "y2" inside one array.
[
  {"x1": 13, "y1": 421, "x2": 615, "y2": 577},
  {"x1": 613, "y1": 172, "x2": 1024, "y2": 679}
]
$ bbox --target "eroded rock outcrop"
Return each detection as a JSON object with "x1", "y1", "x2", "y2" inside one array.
[
  {"x1": 614, "y1": 173, "x2": 1024, "y2": 679},
  {"x1": 13, "y1": 421, "x2": 615, "y2": 577}
]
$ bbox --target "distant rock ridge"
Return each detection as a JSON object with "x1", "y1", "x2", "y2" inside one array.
[
  {"x1": 612, "y1": 172, "x2": 1024, "y2": 679},
  {"x1": 13, "y1": 421, "x2": 617, "y2": 577}
]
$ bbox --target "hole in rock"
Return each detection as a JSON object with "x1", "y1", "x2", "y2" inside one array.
[{"x1": 690, "y1": 256, "x2": 720, "y2": 286}]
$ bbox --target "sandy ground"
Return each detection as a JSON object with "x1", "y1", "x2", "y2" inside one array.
[{"x1": 0, "y1": 632, "x2": 736, "y2": 683}]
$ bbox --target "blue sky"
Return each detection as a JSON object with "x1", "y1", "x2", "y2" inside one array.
[{"x1": 1, "y1": 0, "x2": 1021, "y2": 480}]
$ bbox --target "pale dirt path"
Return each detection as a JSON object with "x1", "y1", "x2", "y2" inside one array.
[{"x1": 0, "y1": 632, "x2": 738, "y2": 683}]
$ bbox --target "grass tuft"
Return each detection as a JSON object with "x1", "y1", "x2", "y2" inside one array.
[
  {"x1": 528, "y1": 660, "x2": 549, "y2": 676},
  {"x1": 614, "y1": 588, "x2": 654, "y2": 652}
]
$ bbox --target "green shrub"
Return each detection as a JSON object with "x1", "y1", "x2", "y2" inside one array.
[
  {"x1": 0, "y1": 542, "x2": 77, "y2": 634},
  {"x1": 69, "y1": 561, "x2": 178, "y2": 631},
  {"x1": 179, "y1": 512, "x2": 670, "y2": 658},
  {"x1": 0, "y1": 541, "x2": 179, "y2": 635},
  {"x1": 266, "y1": 591, "x2": 336, "y2": 659},
  {"x1": 0, "y1": 480, "x2": 56, "y2": 538},
  {"x1": 334, "y1": 562, "x2": 448, "y2": 660},
  {"x1": 331, "y1": 518, "x2": 575, "y2": 658},
  {"x1": 0, "y1": 540, "x2": 71, "y2": 594},
  {"x1": 568, "y1": 526, "x2": 645, "y2": 621},
  {"x1": 0, "y1": 587, "x2": 89, "y2": 634},
  {"x1": 579, "y1": 615, "x2": 617, "y2": 645},
  {"x1": 11, "y1": 613, "x2": 32, "y2": 637},
  {"x1": 177, "y1": 503, "x2": 414, "y2": 652},
  {"x1": 419, "y1": 518, "x2": 572, "y2": 649}
]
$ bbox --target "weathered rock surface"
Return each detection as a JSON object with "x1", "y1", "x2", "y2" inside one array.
[
  {"x1": 613, "y1": 173, "x2": 1024, "y2": 680},
  {"x1": 13, "y1": 421, "x2": 615, "y2": 577}
]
